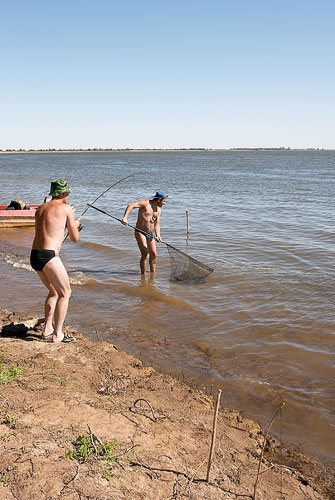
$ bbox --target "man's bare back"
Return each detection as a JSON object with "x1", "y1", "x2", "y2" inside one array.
[{"x1": 33, "y1": 198, "x2": 79, "y2": 253}]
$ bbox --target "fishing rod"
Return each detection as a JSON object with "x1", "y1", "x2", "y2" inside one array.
[
  {"x1": 63, "y1": 172, "x2": 138, "y2": 243},
  {"x1": 86, "y1": 203, "x2": 214, "y2": 272}
]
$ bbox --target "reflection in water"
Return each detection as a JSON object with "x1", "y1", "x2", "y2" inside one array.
[
  {"x1": 141, "y1": 273, "x2": 155, "y2": 287},
  {"x1": 136, "y1": 274, "x2": 160, "y2": 318},
  {"x1": 128, "y1": 274, "x2": 199, "y2": 314}
]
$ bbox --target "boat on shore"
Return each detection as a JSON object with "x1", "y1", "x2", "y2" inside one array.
[{"x1": 0, "y1": 204, "x2": 39, "y2": 228}]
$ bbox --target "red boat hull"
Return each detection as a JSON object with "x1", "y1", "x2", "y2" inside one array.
[{"x1": 0, "y1": 205, "x2": 39, "y2": 228}]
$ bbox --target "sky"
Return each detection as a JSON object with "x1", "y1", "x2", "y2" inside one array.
[{"x1": 1, "y1": 0, "x2": 335, "y2": 150}]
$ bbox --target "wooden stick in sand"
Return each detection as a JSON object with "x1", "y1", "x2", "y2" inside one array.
[
  {"x1": 186, "y1": 210, "x2": 190, "y2": 238},
  {"x1": 206, "y1": 389, "x2": 222, "y2": 482},
  {"x1": 253, "y1": 402, "x2": 285, "y2": 500}
]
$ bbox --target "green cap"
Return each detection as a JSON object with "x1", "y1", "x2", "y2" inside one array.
[{"x1": 49, "y1": 179, "x2": 72, "y2": 197}]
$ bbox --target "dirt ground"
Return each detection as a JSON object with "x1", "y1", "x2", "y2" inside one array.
[{"x1": 0, "y1": 310, "x2": 334, "y2": 500}]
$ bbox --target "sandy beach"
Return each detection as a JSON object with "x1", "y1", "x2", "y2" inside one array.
[{"x1": 0, "y1": 310, "x2": 333, "y2": 500}]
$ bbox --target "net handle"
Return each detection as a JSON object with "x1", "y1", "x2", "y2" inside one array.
[{"x1": 87, "y1": 204, "x2": 157, "y2": 239}]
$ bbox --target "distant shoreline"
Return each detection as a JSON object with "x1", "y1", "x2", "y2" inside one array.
[{"x1": 0, "y1": 147, "x2": 331, "y2": 154}]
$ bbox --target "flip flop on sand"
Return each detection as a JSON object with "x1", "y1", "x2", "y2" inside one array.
[
  {"x1": 40, "y1": 334, "x2": 53, "y2": 342},
  {"x1": 61, "y1": 334, "x2": 77, "y2": 343}
]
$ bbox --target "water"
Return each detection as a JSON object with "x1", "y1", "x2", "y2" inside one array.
[{"x1": 0, "y1": 150, "x2": 334, "y2": 464}]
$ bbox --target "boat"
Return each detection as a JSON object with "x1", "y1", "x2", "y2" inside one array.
[{"x1": 0, "y1": 204, "x2": 39, "y2": 228}]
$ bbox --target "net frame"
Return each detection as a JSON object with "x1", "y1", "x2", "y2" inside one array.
[{"x1": 164, "y1": 242, "x2": 213, "y2": 281}]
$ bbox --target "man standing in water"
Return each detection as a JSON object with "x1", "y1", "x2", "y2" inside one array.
[
  {"x1": 30, "y1": 179, "x2": 81, "y2": 343},
  {"x1": 122, "y1": 191, "x2": 168, "y2": 274}
]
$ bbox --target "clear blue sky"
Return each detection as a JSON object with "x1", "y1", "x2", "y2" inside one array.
[{"x1": 1, "y1": 0, "x2": 334, "y2": 149}]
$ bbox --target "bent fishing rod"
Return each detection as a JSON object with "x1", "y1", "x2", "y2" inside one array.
[
  {"x1": 63, "y1": 172, "x2": 138, "y2": 243},
  {"x1": 86, "y1": 203, "x2": 213, "y2": 271}
]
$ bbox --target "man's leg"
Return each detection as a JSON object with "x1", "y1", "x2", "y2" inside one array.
[
  {"x1": 36, "y1": 271, "x2": 58, "y2": 337},
  {"x1": 147, "y1": 239, "x2": 157, "y2": 273},
  {"x1": 40, "y1": 256, "x2": 72, "y2": 342},
  {"x1": 135, "y1": 232, "x2": 149, "y2": 274}
]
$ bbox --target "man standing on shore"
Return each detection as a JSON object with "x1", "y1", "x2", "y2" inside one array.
[
  {"x1": 30, "y1": 179, "x2": 81, "y2": 343},
  {"x1": 122, "y1": 191, "x2": 168, "y2": 274}
]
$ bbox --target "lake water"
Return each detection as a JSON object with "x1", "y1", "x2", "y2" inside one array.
[{"x1": 0, "y1": 150, "x2": 334, "y2": 465}]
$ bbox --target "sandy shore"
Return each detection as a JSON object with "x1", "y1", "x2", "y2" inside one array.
[{"x1": 0, "y1": 310, "x2": 333, "y2": 500}]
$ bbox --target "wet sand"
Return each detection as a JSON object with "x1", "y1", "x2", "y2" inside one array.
[{"x1": 0, "y1": 309, "x2": 333, "y2": 499}]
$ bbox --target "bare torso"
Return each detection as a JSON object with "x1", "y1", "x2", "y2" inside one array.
[
  {"x1": 136, "y1": 200, "x2": 160, "y2": 233},
  {"x1": 32, "y1": 199, "x2": 75, "y2": 253}
]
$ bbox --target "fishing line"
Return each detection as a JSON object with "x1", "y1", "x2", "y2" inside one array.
[{"x1": 63, "y1": 172, "x2": 139, "y2": 243}]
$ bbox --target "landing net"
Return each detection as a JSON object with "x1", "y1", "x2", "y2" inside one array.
[{"x1": 165, "y1": 243, "x2": 213, "y2": 282}]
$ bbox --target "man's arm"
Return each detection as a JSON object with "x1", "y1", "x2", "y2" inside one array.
[
  {"x1": 65, "y1": 205, "x2": 81, "y2": 242},
  {"x1": 154, "y1": 208, "x2": 162, "y2": 242},
  {"x1": 122, "y1": 199, "x2": 147, "y2": 225}
]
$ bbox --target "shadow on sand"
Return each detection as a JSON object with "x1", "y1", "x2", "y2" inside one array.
[{"x1": 1, "y1": 317, "x2": 44, "y2": 341}]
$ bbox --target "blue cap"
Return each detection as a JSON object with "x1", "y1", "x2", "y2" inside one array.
[{"x1": 151, "y1": 190, "x2": 168, "y2": 200}]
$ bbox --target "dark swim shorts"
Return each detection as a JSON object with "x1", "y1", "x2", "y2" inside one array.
[
  {"x1": 145, "y1": 230, "x2": 155, "y2": 241},
  {"x1": 135, "y1": 228, "x2": 155, "y2": 241},
  {"x1": 30, "y1": 249, "x2": 56, "y2": 271}
]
